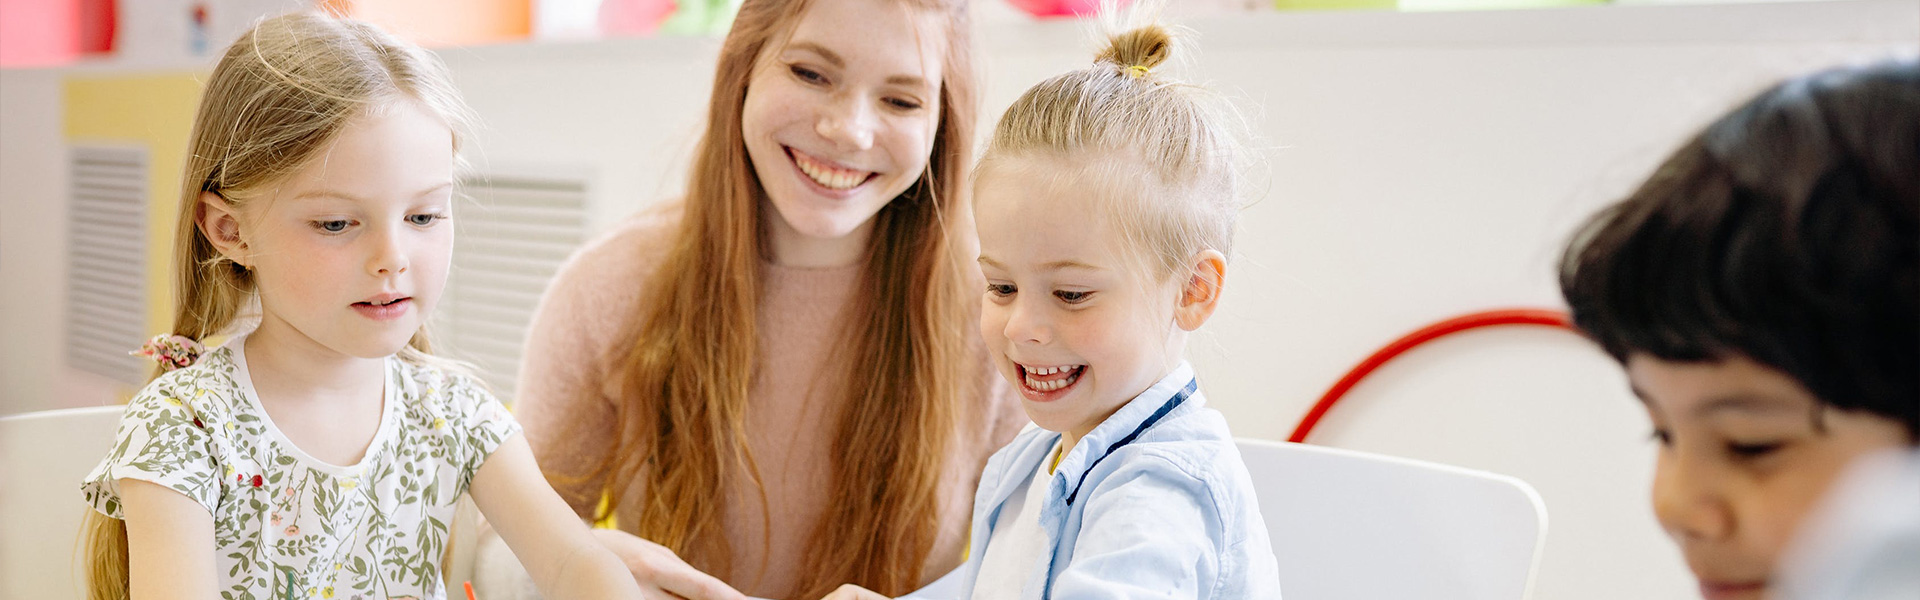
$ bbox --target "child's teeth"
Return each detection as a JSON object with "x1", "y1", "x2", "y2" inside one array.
[{"x1": 1022, "y1": 366, "x2": 1079, "y2": 392}]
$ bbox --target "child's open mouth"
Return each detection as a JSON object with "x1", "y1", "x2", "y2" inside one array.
[
  {"x1": 351, "y1": 296, "x2": 412, "y2": 321},
  {"x1": 1017, "y1": 363, "x2": 1086, "y2": 399}
]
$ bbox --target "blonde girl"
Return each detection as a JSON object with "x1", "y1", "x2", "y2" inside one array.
[
  {"x1": 829, "y1": 19, "x2": 1281, "y2": 600},
  {"x1": 78, "y1": 13, "x2": 641, "y2": 600},
  {"x1": 509, "y1": 0, "x2": 1027, "y2": 597}
]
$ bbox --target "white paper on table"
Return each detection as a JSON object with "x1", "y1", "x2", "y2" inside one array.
[{"x1": 746, "y1": 565, "x2": 964, "y2": 600}]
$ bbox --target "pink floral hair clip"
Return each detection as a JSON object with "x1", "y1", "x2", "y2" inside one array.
[{"x1": 133, "y1": 334, "x2": 206, "y2": 372}]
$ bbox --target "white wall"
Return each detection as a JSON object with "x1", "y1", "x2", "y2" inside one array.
[
  {"x1": 0, "y1": 69, "x2": 64, "y2": 414},
  {"x1": 4, "y1": 1, "x2": 1916, "y2": 598}
]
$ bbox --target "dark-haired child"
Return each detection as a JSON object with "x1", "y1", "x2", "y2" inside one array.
[{"x1": 1559, "y1": 58, "x2": 1918, "y2": 600}]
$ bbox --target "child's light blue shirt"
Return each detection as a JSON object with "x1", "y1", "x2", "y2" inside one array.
[{"x1": 954, "y1": 362, "x2": 1282, "y2": 599}]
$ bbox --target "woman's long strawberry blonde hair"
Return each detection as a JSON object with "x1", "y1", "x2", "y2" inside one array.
[
  {"x1": 544, "y1": 0, "x2": 979, "y2": 597},
  {"x1": 80, "y1": 11, "x2": 475, "y2": 599}
]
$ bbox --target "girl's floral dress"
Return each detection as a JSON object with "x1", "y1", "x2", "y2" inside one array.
[{"x1": 81, "y1": 335, "x2": 520, "y2": 600}]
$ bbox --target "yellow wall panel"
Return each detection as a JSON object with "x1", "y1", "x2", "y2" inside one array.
[{"x1": 64, "y1": 73, "x2": 205, "y2": 348}]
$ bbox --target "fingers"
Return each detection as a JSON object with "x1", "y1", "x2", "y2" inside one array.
[
  {"x1": 819, "y1": 584, "x2": 891, "y2": 600},
  {"x1": 653, "y1": 564, "x2": 749, "y2": 600},
  {"x1": 589, "y1": 529, "x2": 746, "y2": 600}
]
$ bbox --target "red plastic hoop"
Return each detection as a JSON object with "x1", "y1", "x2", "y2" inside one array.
[{"x1": 1288, "y1": 308, "x2": 1578, "y2": 443}]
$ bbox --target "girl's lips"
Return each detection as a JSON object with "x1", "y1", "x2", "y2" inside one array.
[{"x1": 351, "y1": 297, "x2": 411, "y2": 321}]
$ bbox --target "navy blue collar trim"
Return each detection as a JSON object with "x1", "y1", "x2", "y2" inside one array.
[{"x1": 1063, "y1": 377, "x2": 1199, "y2": 506}]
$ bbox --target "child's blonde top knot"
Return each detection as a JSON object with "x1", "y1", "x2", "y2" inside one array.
[
  {"x1": 979, "y1": 19, "x2": 1252, "y2": 280},
  {"x1": 1097, "y1": 24, "x2": 1172, "y2": 78}
]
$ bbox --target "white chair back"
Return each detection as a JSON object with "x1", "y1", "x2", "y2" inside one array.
[
  {"x1": 1238, "y1": 438, "x2": 1548, "y2": 600},
  {"x1": 1, "y1": 405, "x2": 126, "y2": 600}
]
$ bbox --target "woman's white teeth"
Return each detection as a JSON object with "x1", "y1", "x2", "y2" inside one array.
[{"x1": 796, "y1": 152, "x2": 868, "y2": 190}]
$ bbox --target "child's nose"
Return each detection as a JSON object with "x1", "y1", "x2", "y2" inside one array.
[
  {"x1": 366, "y1": 227, "x2": 410, "y2": 277},
  {"x1": 1003, "y1": 301, "x2": 1050, "y2": 345},
  {"x1": 1651, "y1": 454, "x2": 1734, "y2": 543}
]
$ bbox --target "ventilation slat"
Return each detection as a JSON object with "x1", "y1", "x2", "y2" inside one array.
[
  {"x1": 70, "y1": 288, "x2": 145, "y2": 316},
  {"x1": 72, "y1": 219, "x2": 146, "y2": 250},
  {"x1": 451, "y1": 269, "x2": 558, "y2": 297},
  {"x1": 455, "y1": 285, "x2": 545, "y2": 313},
  {"x1": 442, "y1": 170, "x2": 590, "y2": 405},
  {"x1": 448, "y1": 313, "x2": 529, "y2": 340},
  {"x1": 70, "y1": 320, "x2": 139, "y2": 350},
  {"x1": 68, "y1": 311, "x2": 140, "y2": 340},
  {"x1": 69, "y1": 345, "x2": 144, "y2": 376},
  {"x1": 450, "y1": 333, "x2": 532, "y2": 366},
  {"x1": 455, "y1": 252, "x2": 576, "y2": 277},
  {"x1": 73, "y1": 192, "x2": 147, "y2": 215},
  {"x1": 66, "y1": 145, "x2": 149, "y2": 385},
  {"x1": 460, "y1": 205, "x2": 585, "y2": 227},
  {"x1": 459, "y1": 220, "x2": 588, "y2": 243},
  {"x1": 71, "y1": 337, "x2": 140, "y2": 364},
  {"x1": 71, "y1": 249, "x2": 145, "y2": 279}
]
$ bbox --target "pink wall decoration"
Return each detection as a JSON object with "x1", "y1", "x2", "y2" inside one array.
[
  {"x1": 1006, "y1": 0, "x2": 1122, "y2": 18},
  {"x1": 0, "y1": 0, "x2": 80, "y2": 67},
  {"x1": 598, "y1": 0, "x2": 675, "y2": 36}
]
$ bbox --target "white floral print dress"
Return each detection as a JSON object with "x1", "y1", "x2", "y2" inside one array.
[{"x1": 81, "y1": 335, "x2": 520, "y2": 600}]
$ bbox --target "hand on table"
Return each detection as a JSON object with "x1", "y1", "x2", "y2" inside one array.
[
  {"x1": 591, "y1": 528, "x2": 748, "y2": 600},
  {"x1": 816, "y1": 584, "x2": 891, "y2": 600}
]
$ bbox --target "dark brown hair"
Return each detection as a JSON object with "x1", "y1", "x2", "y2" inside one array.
[{"x1": 1560, "y1": 58, "x2": 1919, "y2": 436}]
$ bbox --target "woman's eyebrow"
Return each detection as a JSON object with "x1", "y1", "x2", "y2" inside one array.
[{"x1": 785, "y1": 41, "x2": 844, "y2": 68}]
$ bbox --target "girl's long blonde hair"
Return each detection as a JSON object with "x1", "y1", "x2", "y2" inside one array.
[
  {"x1": 80, "y1": 12, "x2": 475, "y2": 599},
  {"x1": 542, "y1": 0, "x2": 979, "y2": 597}
]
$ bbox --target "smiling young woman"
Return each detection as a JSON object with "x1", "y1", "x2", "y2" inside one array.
[{"x1": 508, "y1": 0, "x2": 1027, "y2": 598}]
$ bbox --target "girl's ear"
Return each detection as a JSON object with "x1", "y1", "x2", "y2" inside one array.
[
  {"x1": 197, "y1": 191, "x2": 250, "y2": 267},
  {"x1": 1173, "y1": 249, "x2": 1226, "y2": 331}
]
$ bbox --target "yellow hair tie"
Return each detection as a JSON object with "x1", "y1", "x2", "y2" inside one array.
[{"x1": 1126, "y1": 65, "x2": 1150, "y2": 79}]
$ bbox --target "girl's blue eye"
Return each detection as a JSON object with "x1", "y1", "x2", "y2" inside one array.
[
  {"x1": 408, "y1": 213, "x2": 442, "y2": 226},
  {"x1": 1055, "y1": 290, "x2": 1092, "y2": 304},
  {"x1": 886, "y1": 98, "x2": 922, "y2": 111},
  {"x1": 316, "y1": 220, "x2": 350, "y2": 233},
  {"x1": 987, "y1": 283, "x2": 1016, "y2": 297}
]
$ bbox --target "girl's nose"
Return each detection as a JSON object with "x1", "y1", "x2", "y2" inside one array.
[{"x1": 366, "y1": 226, "x2": 410, "y2": 277}]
